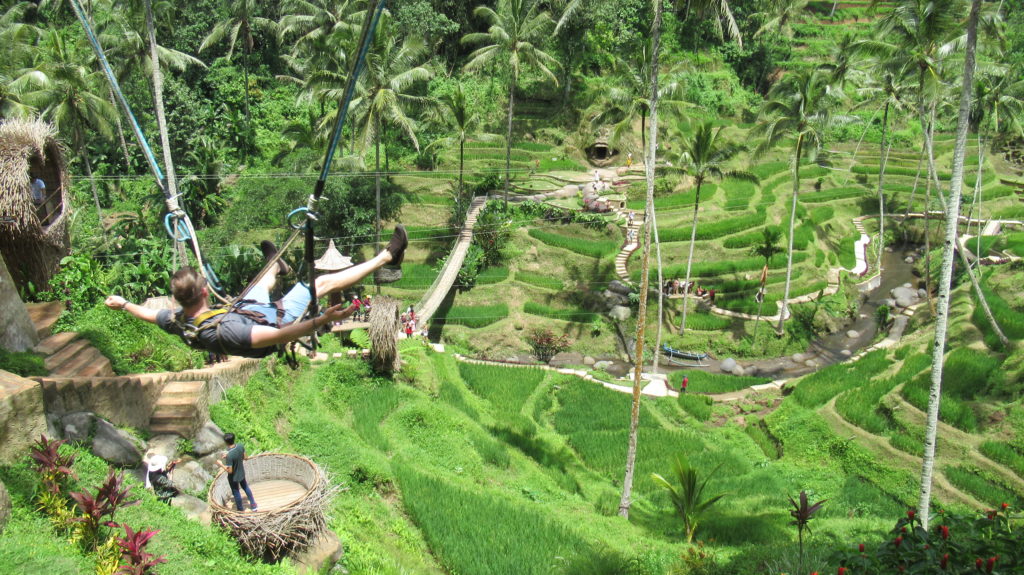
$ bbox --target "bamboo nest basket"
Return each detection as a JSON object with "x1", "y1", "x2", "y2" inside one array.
[
  {"x1": 369, "y1": 295, "x2": 401, "y2": 374},
  {"x1": 208, "y1": 453, "x2": 337, "y2": 560}
]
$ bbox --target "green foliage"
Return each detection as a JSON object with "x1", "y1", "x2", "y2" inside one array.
[
  {"x1": 0, "y1": 349, "x2": 47, "y2": 377},
  {"x1": 978, "y1": 441, "x2": 1024, "y2": 478},
  {"x1": 626, "y1": 185, "x2": 719, "y2": 210},
  {"x1": 723, "y1": 226, "x2": 781, "y2": 249},
  {"x1": 651, "y1": 455, "x2": 727, "y2": 543},
  {"x1": 943, "y1": 466, "x2": 1023, "y2": 508},
  {"x1": 526, "y1": 329, "x2": 573, "y2": 363},
  {"x1": 835, "y1": 353, "x2": 930, "y2": 435},
  {"x1": 901, "y1": 374, "x2": 979, "y2": 433},
  {"x1": 55, "y1": 306, "x2": 203, "y2": 374},
  {"x1": 475, "y1": 266, "x2": 510, "y2": 286},
  {"x1": 941, "y1": 348, "x2": 1001, "y2": 400},
  {"x1": 637, "y1": 251, "x2": 808, "y2": 282},
  {"x1": 799, "y1": 187, "x2": 867, "y2": 203},
  {"x1": 458, "y1": 363, "x2": 546, "y2": 419},
  {"x1": 832, "y1": 508, "x2": 1024, "y2": 574},
  {"x1": 389, "y1": 263, "x2": 441, "y2": 290},
  {"x1": 682, "y1": 311, "x2": 732, "y2": 331},
  {"x1": 523, "y1": 302, "x2": 599, "y2": 323},
  {"x1": 527, "y1": 228, "x2": 619, "y2": 258},
  {"x1": 41, "y1": 253, "x2": 112, "y2": 316}
]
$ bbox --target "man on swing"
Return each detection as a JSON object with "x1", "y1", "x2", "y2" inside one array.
[{"x1": 104, "y1": 226, "x2": 408, "y2": 358}]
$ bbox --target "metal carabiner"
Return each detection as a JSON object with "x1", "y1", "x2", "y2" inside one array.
[{"x1": 164, "y1": 213, "x2": 192, "y2": 242}]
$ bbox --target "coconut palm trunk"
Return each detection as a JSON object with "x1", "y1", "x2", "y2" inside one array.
[
  {"x1": 109, "y1": 88, "x2": 132, "y2": 169},
  {"x1": 918, "y1": 0, "x2": 981, "y2": 531},
  {"x1": 144, "y1": 0, "x2": 180, "y2": 214},
  {"x1": 375, "y1": 116, "x2": 383, "y2": 295},
  {"x1": 921, "y1": 101, "x2": 939, "y2": 311},
  {"x1": 777, "y1": 137, "x2": 803, "y2": 335},
  {"x1": 876, "y1": 102, "x2": 891, "y2": 275},
  {"x1": 458, "y1": 136, "x2": 466, "y2": 223},
  {"x1": 619, "y1": 0, "x2": 662, "y2": 520},
  {"x1": 503, "y1": 73, "x2": 517, "y2": 209},
  {"x1": 678, "y1": 179, "x2": 703, "y2": 334}
]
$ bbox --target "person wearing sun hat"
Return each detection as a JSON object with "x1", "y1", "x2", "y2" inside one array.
[{"x1": 144, "y1": 454, "x2": 181, "y2": 503}]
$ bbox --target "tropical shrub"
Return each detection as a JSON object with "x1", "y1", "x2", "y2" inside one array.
[
  {"x1": 526, "y1": 329, "x2": 572, "y2": 363},
  {"x1": 651, "y1": 455, "x2": 726, "y2": 543},
  {"x1": 832, "y1": 507, "x2": 1023, "y2": 574},
  {"x1": 0, "y1": 349, "x2": 47, "y2": 377}
]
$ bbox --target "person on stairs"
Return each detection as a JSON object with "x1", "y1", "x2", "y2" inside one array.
[{"x1": 104, "y1": 226, "x2": 408, "y2": 358}]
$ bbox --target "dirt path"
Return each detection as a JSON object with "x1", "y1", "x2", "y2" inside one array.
[{"x1": 819, "y1": 397, "x2": 986, "y2": 510}]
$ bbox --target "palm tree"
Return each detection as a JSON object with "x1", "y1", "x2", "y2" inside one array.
[
  {"x1": 856, "y1": 58, "x2": 913, "y2": 275},
  {"x1": 463, "y1": 0, "x2": 560, "y2": 208},
  {"x1": 674, "y1": 121, "x2": 756, "y2": 335},
  {"x1": 350, "y1": 13, "x2": 432, "y2": 253},
  {"x1": 199, "y1": 0, "x2": 277, "y2": 127},
  {"x1": 24, "y1": 28, "x2": 116, "y2": 222},
  {"x1": 0, "y1": 2, "x2": 42, "y2": 119},
  {"x1": 425, "y1": 84, "x2": 500, "y2": 225},
  {"x1": 679, "y1": 0, "x2": 743, "y2": 48},
  {"x1": 918, "y1": 0, "x2": 981, "y2": 532},
  {"x1": 750, "y1": 227, "x2": 782, "y2": 340},
  {"x1": 755, "y1": 0, "x2": 809, "y2": 40},
  {"x1": 871, "y1": 0, "x2": 965, "y2": 306},
  {"x1": 651, "y1": 455, "x2": 727, "y2": 542},
  {"x1": 754, "y1": 69, "x2": 841, "y2": 335}
]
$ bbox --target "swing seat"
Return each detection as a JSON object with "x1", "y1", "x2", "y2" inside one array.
[{"x1": 374, "y1": 267, "x2": 403, "y2": 284}]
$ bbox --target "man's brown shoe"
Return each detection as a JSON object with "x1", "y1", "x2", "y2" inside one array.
[{"x1": 259, "y1": 240, "x2": 292, "y2": 276}]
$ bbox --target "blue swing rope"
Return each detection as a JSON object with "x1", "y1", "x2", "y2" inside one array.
[
  {"x1": 302, "y1": 0, "x2": 388, "y2": 348},
  {"x1": 68, "y1": 0, "x2": 226, "y2": 301}
]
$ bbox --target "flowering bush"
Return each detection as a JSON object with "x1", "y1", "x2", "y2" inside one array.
[{"x1": 831, "y1": 506, "x2": 1022, "y2": 574}]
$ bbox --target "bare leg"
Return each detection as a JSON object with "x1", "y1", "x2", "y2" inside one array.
[
  {"x1": 315, "y1": 250, "x2": 392, "y2": 296},
  {"x1": 255, "y1": 263, "x2": 279, "y2": 293}
]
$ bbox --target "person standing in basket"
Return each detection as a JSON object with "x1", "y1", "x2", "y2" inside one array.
[{"x1": 217, "y1": 433, "x2": 258, "y2": 512}]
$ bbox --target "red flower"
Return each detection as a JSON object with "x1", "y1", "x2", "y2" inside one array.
[
  {"x1": 859, "y1": 543, "x2": 865, "y2": 552},
  {"x1": 901, "y1": 526, "x2": 908, "y2": 533},
  {"x1": 986, "y1": 510, "x2": 996, "y2": 520},
  {"x1": 941, "y1": 554, "x2": 949, "y2": 569},
  {"x1": 940, "y1": 525, "x2": 950, "y2": 539},
  {"x1": 894, "y1": 536, "x2": 903, "y2": 548},
  {"x1": 838, "y1": 568, "x2": 847, "y2": 575},
  {"x1": 1001, "y1": 502, "x2": 1009, "y2": 510},
  {"x1": 987, "y1": 557, "x2": 997, "y2": 573},
  {"x1": 976, "y1": 558, "x2": 984, "y2": 570},
  {"x1": 907, "y1": 509, "x2": 916, "y2": 520}
]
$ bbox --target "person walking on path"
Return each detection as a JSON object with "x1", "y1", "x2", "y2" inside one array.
[
  {"x1": 217, "y1": 433, "x2": 257, "y2": 512},
  {"x1": 680, "y1": 375, "x2": 688, "y2": 393},
  {"x1": 104, "y1": 226, "x2": 408, "y2": 357},
  {"x1": 626, "y1": 153, "x2": 633, "y2": 169}
]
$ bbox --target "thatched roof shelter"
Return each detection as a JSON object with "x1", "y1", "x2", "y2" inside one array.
[
  {"x1": 209, "y1": 453, "x2": 338, "y2": 561},
  {"x1": 0, "y1": 119, "x2": 71, "y2": 291}
]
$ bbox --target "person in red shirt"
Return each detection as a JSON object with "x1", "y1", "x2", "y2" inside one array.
[{"x1": 680, "y1": 375, "x2": 689, "y2": 393}]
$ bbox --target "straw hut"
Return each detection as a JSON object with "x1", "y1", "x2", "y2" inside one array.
[{"x1": 0, "y1": 119, "x2": 71, "y2": 292}]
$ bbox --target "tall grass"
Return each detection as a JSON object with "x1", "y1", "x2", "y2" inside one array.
[
  {"x1": 944, "y1": 465, "x2": 1023, "y2": 508},
  {"x1": 636, "y1": 252, "x2": 809, "y2": 281},
  {"x1": 835, "y1": 353, "x2": 930, "y2": 434},
  {"x1": 979, "y1": 441, "x2": 1024, "y2": 479},
  {"x1": 678, "y1": 393, "x2": 713, "y2": 421},
  {"x1": 515, "y1": 271, "x2": 564, "y2": 291},
  {"x1": 527, "y1": 228, "x2": 619, "y2": 258},
  {"x1": 390, "y1": 263, "x2": 441, "y2": 290},
  {"x1": 683, "y1": 311, "x2": 733, "y2": 331},
  {"x1": 941, "y1": 348, "x2": 1001, "y2": 400},
  {"x1": 901, "y1": 374, "x2": 978, "y2": 432},
  {"x1": 791, "y1": 350, "x2": 890, "y2": 407},
  {"x1": 395, "y1": 464, "x2": 593, "y2": 575},
  {"x1": 438, "y1": 303, "x2": 509, "y2": 328},
  {"x1": 656, "y1": 211, "x2": 767, "y2": 243},
  {"x1": 523, "y1": 301, "x2": 599, "y2": 323},
  {"x1": 458, "y1": 363, "x2": 546, "y2": 419},
  {"x1": 800, "y1": 187, "x2": 867, "y2": 203},
  {"x1": 475, "y1": 266, "x2": 510, "y2": 285},
  {"x1": 668, "y1": 371, "x2": 769, "y2": 394}
]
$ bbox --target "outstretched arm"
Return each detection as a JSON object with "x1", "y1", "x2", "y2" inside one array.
[
  {"x1": 105, "y1": 295, "x2": 160, "y2": 324},
  {"x1": 249, "y1": 303, "x2": 357, "y2": 349}
]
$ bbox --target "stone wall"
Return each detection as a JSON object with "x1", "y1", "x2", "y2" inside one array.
[{"x1": 0, "y1": 370, "x2": 47, "y2": 464}]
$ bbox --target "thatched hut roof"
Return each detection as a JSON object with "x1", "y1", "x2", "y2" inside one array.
[
  {"x1": 0, "y1": 118, "x2": 71, "y2": 290},
  {"x1": 314, "y1": 240, "x2": 352, "y2": 271}
]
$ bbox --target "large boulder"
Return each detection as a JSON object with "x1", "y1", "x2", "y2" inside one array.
[
  {"x1": 290, "y1": 531, "x2": 344, "y2": 574},
  {"x1": 170, "y1": 493, "x2": 212, "y2": 526},
  {"x1": 720, "y1": 358, "x2": 737, "y2": 373},
  {"x1": 91, "y1": 419, "x2": 144, "y2": 467},
  {"x1": 890, "y1": 285, "x2": 920, "y2": 309},
  {"x1": 60, "y1": 411, "x2": 97, "y2": 443},
  {"x1": 171, "y1": 460, "x2": 213, "y2": 495},
  {"x1": 609, "y1": 306, "x2": 632, "y2": 321},
  {"x1": 602, "y1": 290, "x2": 630, "y2": 308},
  {"x1": 607, "y1": 280, "x2": 633, "y2": 296},
  {"x1": 593, "y1": 361, "x2": 613, "y2": 371},
  {"x1": 192, "y1": 421, "x2": 227, "y2": 457},
  {"x1": 0, "y1": 480, "x2": 10, "y2": 534}
]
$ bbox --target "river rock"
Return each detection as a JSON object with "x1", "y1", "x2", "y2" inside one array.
[
  {"x1": 594, "y1": 361, "x2": 613, "y2": 371},
  {"x1": 609, "y1": 306, "x2": 632, "y2": 321},
  {"x1": 192, "y1": 421, "x2": 227, "y2": 456},
  {"x1": 805, "y1": 359, "x2": 817, "y2": 368},
  {"x1": 91, "y1": 419, "x2": 144, "y2": 468},
  {"x1": 60, "y1": 411, "x2": 97, "y2": 442},
  {"x1": 903, "y1": 282, "x2": 913, "y2": 289},
  {"x1": 583, "y1": 356, "x2": 596, "y2": 366},
  {"x1": 791, "y1": 353, "x2": 805, "y2": 363},
  {"x1": 732, "y1": 365, "x2": 746, "y2": 376},
  {"x1": 904, "y1": 256, "x2": 915, "y2": 264},
  {"x1": 891, "y1": 286, "x2": 920, "y2": 308},
  {"x1": 745, "y1": 365, "x2": 760, "y2": 377},
  {"x1": 608, "y1": 280, "x2": 633, "y2": 295},
  {"x1": 602, "y1": 290, "x2": 629, "y2": 308},
  {"x1": 0, "y1": 480, "x2": 10, "y2": 535},
  {"x1": 846, "y1": 330, "x2": 859, "y2": 339},
  {"x1": 918, "y1": 289, "x2": 928, "y2": 299},
  {"x1": 720, "y1": 358, "x2": 737, "y2": 373},
  {"x1": 840, "y1": 349, "x2": 852, "y2": 357},
  {"x1": 883, "y1": 298, "x2": 896, "y2": 308},
  {"x1": 172, "y1": 460, "x2": 213, "y2": 494}
]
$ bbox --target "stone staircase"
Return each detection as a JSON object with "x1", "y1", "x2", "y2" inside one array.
[
  {"x1": 149, "y1": 380, "x2": 209, "y2": 437},
  {"x1": 614, "y1": 210, "x2": 644, "y2": 281},
  {"x1": 26, "y1": 302, "x2": 115, "y2": 378}
]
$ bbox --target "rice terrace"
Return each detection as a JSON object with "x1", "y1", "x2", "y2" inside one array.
[{"x1": 3, "y1": 0, "x2": 1024, "y2": 573}]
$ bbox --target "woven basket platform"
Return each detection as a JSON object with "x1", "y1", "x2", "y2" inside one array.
[{"x1": 208, "y1": 453, "x2": 335, "y2": 560}]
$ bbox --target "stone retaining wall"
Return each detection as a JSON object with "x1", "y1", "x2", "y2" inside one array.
[{"x1": 0, "y1": 370, "x2": 47, "y2": 464}]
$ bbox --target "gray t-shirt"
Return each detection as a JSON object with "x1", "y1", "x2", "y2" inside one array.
[
  {"x1": 156, "y1": 308, "x2": 274, "y2": 357},
  {"x1": 225, "y1": 444, "x2": 246, "y2": 482}
]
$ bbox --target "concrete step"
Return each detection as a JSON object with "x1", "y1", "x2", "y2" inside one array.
[
  {"x1": 152, "y1": 403, "x2": 198, "y2": 418},
  {"x1": 51, "y1": 346, "x2": 111, "y2": 378},
  {"x1": 161, "y1": 381, "x2": 205, "y2": 397},
  {"x1": 44, "y1": 338, "x2": 91, "y2": 371},
  {"x1": 149, "y1": 417, "x2": 194, "y2": 437},
  {"x1": 34, "y1": 331, "x2": 79, "y2": 356},
  {"x1": 25, "y1": 301, "x2": 65, "y2": 339}
]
